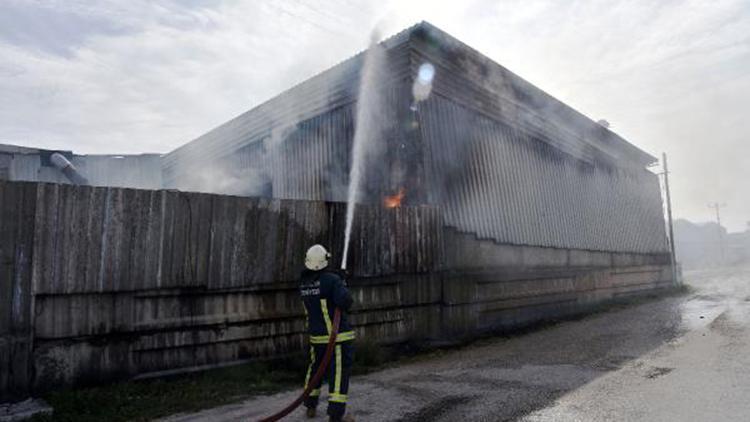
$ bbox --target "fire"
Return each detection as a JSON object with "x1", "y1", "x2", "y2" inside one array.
[{"x1": 383, "y1": 188, "x2": 406, "y2": 209}]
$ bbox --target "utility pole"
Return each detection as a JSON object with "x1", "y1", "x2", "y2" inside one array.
[
  {"x1": 707, "y1": 202, "x2": 727, "y2": 265},
  {"x1": 662, "y1": 153, "x2": 678, "y2": 284}
]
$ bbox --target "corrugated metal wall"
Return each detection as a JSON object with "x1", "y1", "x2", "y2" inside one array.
[
  {"x1": 160, "y1": 22, "x2": 668, "y2": 256},
  {"x1": 177, "y1": 88, "x2": 667, "y2": 254},
  {"x1": 162, "y1": 37, "x2": 413, "y2": 193},
  {"x1": 419, "y1": 95, "x2": 667, "y2": 253},
  {"x1": 160, "y1": 26, "x2": 422, "y2": 204},
  {"x1": 76, "y1": 155, "x2": 163, "y2": 189},
  {"x1": 171, "y1": 78, "x2": 417, "y2": 205},
  {"x1": 409, "y1": 23, "x2": 655, "y2": 168},
  {"x1": 264, "y1": 103, "x2": 354, "y2": 202}
]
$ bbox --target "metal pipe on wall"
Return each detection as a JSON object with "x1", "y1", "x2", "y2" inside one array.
[{"x1": 50, "y1": 152, "x2": 89, "y2": 185}]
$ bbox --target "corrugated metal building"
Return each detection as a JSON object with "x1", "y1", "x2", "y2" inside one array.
[
  {"x1": 164, "y1": 21, "x2": 667, "y2": 255},
  {"x1": 0, "y1": 143, "x2": 162, "y2": 190}
]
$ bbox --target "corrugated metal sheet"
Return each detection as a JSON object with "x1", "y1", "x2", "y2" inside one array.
[
  {"x1": 8, "y1": 154, "x2": 42, "y2": 181},
  {"x1": 162, "y1": 34, "x2": 413, "y2": 188},
  {"x1": 408, "y1": 22, "x2": 655, "y2": 168},
  {"x1": 166, "y1": 77, "x2": 418, "y2": 204},
  {"x1": 75, "y1": 154, "x2": 163, "y2": 189},
  {"x1": 419, "y1": 95, "x2": 667, "y2": 253}
]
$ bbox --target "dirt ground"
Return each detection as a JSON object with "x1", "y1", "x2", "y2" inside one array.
[{"x1": 162, "y1": 267, "x2": 750, "y2": 422}]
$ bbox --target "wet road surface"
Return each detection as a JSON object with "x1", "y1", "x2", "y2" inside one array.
[{"x1": 162, "y1": 267, "x2": 750, "y2": 422}]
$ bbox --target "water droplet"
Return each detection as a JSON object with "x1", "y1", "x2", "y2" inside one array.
[{"x1": 417, "y1": 63, "x2": 435, "y2": 84}]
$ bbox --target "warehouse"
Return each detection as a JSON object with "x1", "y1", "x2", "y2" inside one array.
[{"x1": 164, "y1": 21, "x2": 667, "y2": 255}]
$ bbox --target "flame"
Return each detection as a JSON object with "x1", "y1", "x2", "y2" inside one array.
[{"x1": 383, "y1": 188, "x2": 406, "y2": 209}]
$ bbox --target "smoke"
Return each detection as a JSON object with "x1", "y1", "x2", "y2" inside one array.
[
  {"x1": 172, "y1": 143, "x2": 274, "y2": 198},
  {"x1": 167, "y1": 82, "x2": 332, "y2": 200},
  {"x1": 180, "y1": 164, "x2": 264, "y2": 196},
  {"x1": 341, "y1": 30, "x2": 390, "y2": 270}
]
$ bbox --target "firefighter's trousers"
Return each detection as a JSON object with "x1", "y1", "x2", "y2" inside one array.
[{"x1": 303, "y1": 341, "x2": 354, "y2": 419}]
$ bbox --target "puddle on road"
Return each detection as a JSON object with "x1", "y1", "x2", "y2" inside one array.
[
  {"x1": 680, "y1": 298, "x2": 724, "y2": 330},
  {"x1": 680, "y1": 268, "x2": 750, "y2": 331}
]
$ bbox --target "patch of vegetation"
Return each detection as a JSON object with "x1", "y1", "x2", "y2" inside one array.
[
  {"x1": 30, "y1": 340, "x2": 423, "y2": 422},
  {"x1": 30, "y1": 357, "x2": 306, "y2": 422},
  {"x1": 29, "y1": 340, "x2": 438, "y2": 421},
  {"x1": 674, "y1": 282, "x2": 695, "y2": 295}
]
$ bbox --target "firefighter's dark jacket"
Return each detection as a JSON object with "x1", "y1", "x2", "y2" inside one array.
[{"x1": 299, "y1": 269, "x2": 355, "y2": 344}]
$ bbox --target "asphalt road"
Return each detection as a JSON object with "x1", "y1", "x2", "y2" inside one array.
[{"x1": 163, "y1": 266, "x2": 750, "y2": 422}]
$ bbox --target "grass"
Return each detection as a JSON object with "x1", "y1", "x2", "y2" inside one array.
[
  {"x1": 30, "y1": 358, "x2": 305, "y2": 422},
  {"x1": 29, "y1": 343, "x2": 398, "y2": 422}
]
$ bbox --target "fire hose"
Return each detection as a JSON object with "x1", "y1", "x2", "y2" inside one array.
[{"x1": 257, "y1": 308, "x2": 342, "y2": 422}]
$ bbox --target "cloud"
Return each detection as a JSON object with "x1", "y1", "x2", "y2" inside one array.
[
  {"x1": 0, "y1": 0, "x2": 378, "y2": 153},
  {"x1": 0, "y1": 0, "x2": 748, "y2": 231}
]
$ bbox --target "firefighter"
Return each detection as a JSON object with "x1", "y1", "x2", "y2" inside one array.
[{"x1": 300, "y1": 244, "x2": 356, "y2": 422}]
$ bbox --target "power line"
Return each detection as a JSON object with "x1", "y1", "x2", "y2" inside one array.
[
  {"x1": 288, "y1": 0, "x2": 356, "y2": 27},
  {"x1": 261, "y1": 1, "x2": 354, "y2": 38}
]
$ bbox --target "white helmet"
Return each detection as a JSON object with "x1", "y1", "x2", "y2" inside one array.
[{"x1": 304, "y1": 244, "x2": 331, "y2": 271}]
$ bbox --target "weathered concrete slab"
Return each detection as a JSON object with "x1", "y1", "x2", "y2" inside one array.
[{"x1": 0, "y1": 181, "x2": 36, "y2": 402}]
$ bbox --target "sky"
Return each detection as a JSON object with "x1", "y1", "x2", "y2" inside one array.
[{"x1": 0, "y1": 0, "x2": 748, "y2": 231}]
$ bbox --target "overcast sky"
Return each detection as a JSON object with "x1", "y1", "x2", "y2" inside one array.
[{"x1": 0, "y1": 0, "x2": 748, "y2": 231}]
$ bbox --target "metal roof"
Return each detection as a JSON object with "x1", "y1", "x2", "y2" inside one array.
[{"x1": 164, "y1": 21, "x2": 657, "y2": 176}]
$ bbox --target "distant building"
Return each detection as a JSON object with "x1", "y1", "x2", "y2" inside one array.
[
  {"x1": 727, "y1": 230, "x2": 750, "y2": 265},
  {"x1": 0, "y1": 143, "x2": 162, "y2": 190},
  {"x1": 674, "y1": 219, "x2": 750, "y2": 268}
]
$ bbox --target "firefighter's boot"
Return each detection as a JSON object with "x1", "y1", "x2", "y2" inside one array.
[{"x1": 306, "y1": 407, "x2": 317, "y2": 418}]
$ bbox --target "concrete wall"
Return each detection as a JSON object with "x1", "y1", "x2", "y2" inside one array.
[
  {"x1": 0, "y1": 181, "x2": 673, "y2": 401},
  {"x1": 440, "y1": 229, "x2": 673, "y2": 338},
  {"x1": 0, "y1": 182, "x2": 35, "y2": 402}
]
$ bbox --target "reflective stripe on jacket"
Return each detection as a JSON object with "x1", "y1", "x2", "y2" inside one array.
[{"x1": 299, "y1": 269, "x2": 355, "y2": 342}]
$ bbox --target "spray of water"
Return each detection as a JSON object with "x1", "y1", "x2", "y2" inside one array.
[{"x1": 341, "y1": 34, "x2": 388, "y2": 270}]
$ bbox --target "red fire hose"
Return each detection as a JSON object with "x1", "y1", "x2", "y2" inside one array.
[{"x1": 258, "y1": 308, "x2": 342, "y2": 422}]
